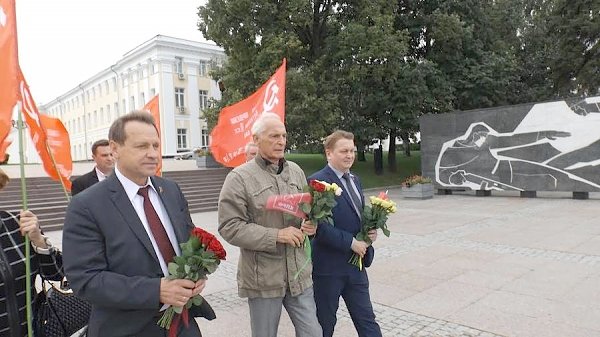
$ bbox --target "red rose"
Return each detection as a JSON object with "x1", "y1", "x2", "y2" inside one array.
[
  {"x1": 207, "y1": 239, "x2": 226, "y2": 260},
  {"x1": 309, "y1": 180, "x2": 326, "y2": 192},
  {"x1": 191, "y1": 227, "x2": 208, "y2": 240}
]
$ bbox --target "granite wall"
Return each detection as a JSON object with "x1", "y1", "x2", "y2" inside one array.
[{"x1": 420, "y1": 97, "x2": 600, "y2": 192}]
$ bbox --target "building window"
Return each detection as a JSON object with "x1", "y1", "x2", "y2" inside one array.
[
  {"x1": 130, "y1": 96, "x2": 135, "y2": 110},
  {"x1": 106, "y1": 105, "x2": 111, "y2": 122},
  {"x1": 175, "y1": 88, "x2": 185, "y2": 107},
  {"x1": 150, "y1": 88, "x2": 156, "y2": 97},
  {"x1": 140, "y1": 92, "x2": 145, "y2": 106},
  {"x1": 175, "y1": 57, "x2": 183, "y2": 74},
  {"x1": 93, "y1": 110, "x2": 98, "y2": 127},
  {"x1": 201, "y1": 129, "x2": 209, "y2": 147},
  {"x1": 114, "y1": 102, "x2": 119, "y2": 117},
  {"x1": 199, "y1": 60, "x2": 208, "y2": 77},
  {"x1": 122, "y1": 99, "x2": 126, "y2": 113},
  {"x1": 112, "y1": 77, "x2": 117, "y2": 91},
  {"x1": 199, "y1": 90, "x2": 208, "y2": 110},
  {"x1": 177, "y1": 128, "x2": 188, "y2": 150}
]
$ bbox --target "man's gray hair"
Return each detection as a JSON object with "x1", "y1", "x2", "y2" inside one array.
[{"x1": 251, "y1": 112, "x2": 282, "y2": 136}]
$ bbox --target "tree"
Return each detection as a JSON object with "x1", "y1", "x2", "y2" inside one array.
[{"x1": 547, "y1": 0, "x2": 600, "y2": 96}]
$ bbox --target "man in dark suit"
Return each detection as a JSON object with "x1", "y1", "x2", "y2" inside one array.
[
  {"x1": 71, "y1": 139, "x2": 114, "y2": 196},
  {"x1": 308, "y1": 130, "x2": 382, "y2": 337},
  {"x1": 63, "y1": 111, "x2": 212, "y2": 337}
]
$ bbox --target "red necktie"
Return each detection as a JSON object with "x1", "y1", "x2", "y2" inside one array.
[{"x1": 137, "y1": 186, "x2": 176, "y2": 264}]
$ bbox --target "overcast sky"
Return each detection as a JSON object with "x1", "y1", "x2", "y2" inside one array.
[{"x1": 16, "y1": 0, "x2": 210, "y2": 104}]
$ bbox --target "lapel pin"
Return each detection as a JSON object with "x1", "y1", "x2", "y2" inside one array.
[{"x1": 159, "y1": 186, "x2": 164, "y2": 194}]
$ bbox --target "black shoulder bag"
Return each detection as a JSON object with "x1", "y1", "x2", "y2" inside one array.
[{"x1": 34, "y1": 276, "x2": 91, "y2": 337}]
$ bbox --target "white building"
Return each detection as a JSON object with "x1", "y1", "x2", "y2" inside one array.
[{"x1": 35, "y1": 35, "x2": 225, "y2": 162}]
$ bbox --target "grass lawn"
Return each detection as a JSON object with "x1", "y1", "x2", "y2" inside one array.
[{"x1": 286, "y1": 152, "x2": 422, "y2": 189}]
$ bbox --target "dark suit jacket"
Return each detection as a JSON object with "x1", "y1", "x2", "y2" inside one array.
[
  {"x1": 308, "y1": 165, "x2": 374, "y2": 276},
  {"x1": 70, "y1": 169, "x2": 99, "y2": 196},
  {"x1": 63, "y1": 174, "x2": 213, "y2": 337}
]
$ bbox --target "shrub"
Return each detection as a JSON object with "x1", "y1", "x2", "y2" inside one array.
[{"x1": 402, "y1": 175, "x2": 431, "y2": 187}]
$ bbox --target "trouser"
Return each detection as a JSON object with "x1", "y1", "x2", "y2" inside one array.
[
  {"x1": 248, "y1": 287, "x2": 322, "y2": 337},
  {"x1": 313, "y1": 274, "x2": 382, "y2": 337}
]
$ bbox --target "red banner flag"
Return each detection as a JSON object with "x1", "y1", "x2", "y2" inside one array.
[
  {"x1": 0, "y1": 0, "x2": 18, "y2": 161},
  {"x1": 18, "y1": 68, "x2": 73, "y2": 191},
  {"x1": 210, "y1": 59, "x2": 286, "y2": 167},
  {"x1": 266, "y1": 192, "x2": 312, "y2": 219},
  {"x1": 143, "y1": 95, "x2": 162, "y2": 176}
]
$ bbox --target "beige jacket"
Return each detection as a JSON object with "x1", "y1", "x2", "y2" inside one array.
[{"x1": 218, "y1": 155, "x2": 312, "y2": 298}]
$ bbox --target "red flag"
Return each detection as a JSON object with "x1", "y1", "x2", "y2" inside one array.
[
  {"x1": 18, "y1": 68, "x2": 73, "y2": 191},
  {"x1": 266, "y1": 192, "x2": 312, "y2": 219},
  {"x1": 0, "y1": 0, "x2": 18, "y2": 161},
  {"x1": 143, "y1": 95, "x2": 162, "y2": 176},
  {"x1": 210, "y1": 59, "x2": 286, "y2": 167}
]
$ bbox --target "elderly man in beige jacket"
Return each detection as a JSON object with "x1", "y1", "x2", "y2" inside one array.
[{"x1": 218, "y1": 113, "x2": 322, "y2": 337}]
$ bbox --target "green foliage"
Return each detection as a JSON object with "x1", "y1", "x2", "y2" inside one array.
[
  {"x1": 285, "y1": 152, "x2": 421, "y2": 189},
  {"x1": 547, "y1": 0, "x2": 600, "y2": 96},
  {"x1": 197, "y1": 0, "x2": 594, "y2": 154}
]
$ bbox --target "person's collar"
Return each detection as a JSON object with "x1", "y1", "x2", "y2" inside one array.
[
  {"x1": 328, "y1": 164, "x2": 349, "y2": 179},
  {"x1": 256, "y1": 153, "x2": 286, "y2": 174},
  {"x1": 95, "y1": 167, "x2": 108, "y2": 180},
  {"x1": 114, "y1": 165, "x2": 156, "y2": 201}
]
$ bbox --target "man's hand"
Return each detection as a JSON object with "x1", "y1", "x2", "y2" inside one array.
[
  {"x1": 277, "y1": 226, "x2": 304, "y2": 247},
  {"x1": 160, "y1": 278, "x2": 196, "y2": 307},
  {"x1": 367, "y1": 229, "x2": 378, "y2": 244},
  {"x1": 300, "y1": 220, "x2": 317, "y2": 236},
  {"x1": 351, "y1": 238, "x2": 368, "y2": 258},
  {"x1": 192, "y1": 278, "x2": 207, "y2": 297},
  {"x1": 19, "y1": 210, "x2": 46, "y2": 248}
]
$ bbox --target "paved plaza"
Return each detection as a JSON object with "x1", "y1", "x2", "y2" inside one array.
[{"x1": 45, "y1": 186, "x2": 600, "y2": 337}]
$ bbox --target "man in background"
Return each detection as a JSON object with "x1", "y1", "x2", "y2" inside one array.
[
  {"x1": 71, "y1": 139, "x2": 114, "y2": 196},
  {"x1": 245, "y1": 142, "x2": 258, "y2": 162}
]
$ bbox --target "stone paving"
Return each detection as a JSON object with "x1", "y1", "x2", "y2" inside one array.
[{"x1": 46, "y1": 188, "x2": 600, "y2": 337}]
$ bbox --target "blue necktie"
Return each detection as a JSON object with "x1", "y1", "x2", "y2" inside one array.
[{"x1": 342, "y1": 173, "x2": 362, "y2": 215}]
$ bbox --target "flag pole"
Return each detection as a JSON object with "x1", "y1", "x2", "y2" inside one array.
[{"x1": 16, "y1": 103, "x2": 33, "y2": 337}]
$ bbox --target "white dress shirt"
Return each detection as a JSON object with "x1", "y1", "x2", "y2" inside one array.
[
  {"x1": 114, "y1": 166, "x2": 181, "y2": 276},
  {"x1": 95, "y1": 167, "x2": 108, "y2": 182}
]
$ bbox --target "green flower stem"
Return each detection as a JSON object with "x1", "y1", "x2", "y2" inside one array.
[{"x1": 293, "y1": 234, "x2": 312, "y2": 280}]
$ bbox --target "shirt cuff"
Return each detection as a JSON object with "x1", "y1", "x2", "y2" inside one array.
[{"x1": 31, "y1": 236, "x2": 54, "y2": 255}]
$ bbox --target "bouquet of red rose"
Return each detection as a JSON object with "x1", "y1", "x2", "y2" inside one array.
[
  {"x1": 266, "y1": 179, "x2": 342, "y2": 279},
  {"x1": 157, "y1": 227, "x2": 226, "y2": 337},
  {"x1": 299, "y1": 179, "x2": 343, "y2": 225},
  {"x1": 348, "y1": 191, "x2": 396, "y2": 270}
]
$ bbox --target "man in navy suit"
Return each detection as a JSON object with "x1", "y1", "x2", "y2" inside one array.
[
  {"x1": 63, "y1": 112, "x2": 212, "y2": 337},
  {"x1": 71, "y1": 139, "x2": 114, "y2": 196},
  {"x1": 308, "y1": 130, "x2": 382, "y2": 337}
]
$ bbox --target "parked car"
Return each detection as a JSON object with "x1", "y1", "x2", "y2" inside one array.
[{"x1": 173, "y1": 147, "x2": 208, "y2": 160}]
